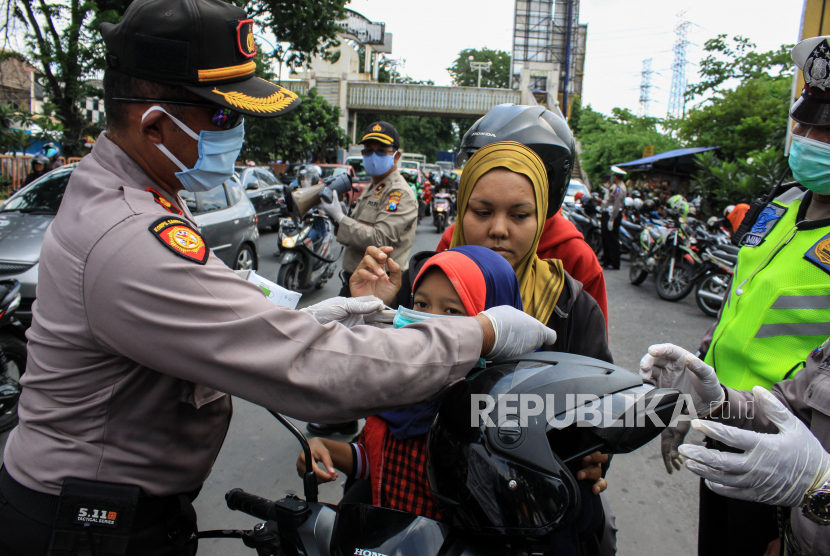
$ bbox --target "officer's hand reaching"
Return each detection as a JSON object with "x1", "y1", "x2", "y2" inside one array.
[
  {"x1": 320, "y1": 191, "x2": 344, "y2": 223},
  {"x1": 639, "y1": 343, "x2": 724, "y2": 418},
  {"x1": 478, "y1": 306, "x2": 557, "y2": 361},
  {"x1": 680, "y1": 386, "x2": 830, "y2": 507},
  {"x1": 301, "y1": 296, "x2": 384, "y2": 328},
  {"x1": 350, "y1": 246, "x2": 402, "y2": 306}
]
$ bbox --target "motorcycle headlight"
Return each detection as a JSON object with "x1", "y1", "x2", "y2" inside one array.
[{"x1": 281, "y1": 236, "x2": 296, "y2": 248}]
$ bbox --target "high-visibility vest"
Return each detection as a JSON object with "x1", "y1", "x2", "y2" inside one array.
[{"x1": 705, "y1": 188, "x2": 830, "y2": 390}]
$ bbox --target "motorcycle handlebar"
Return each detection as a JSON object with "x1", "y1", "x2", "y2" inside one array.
[{"x1": 225, "y1": 488, "x2": 277, "y2": 522}]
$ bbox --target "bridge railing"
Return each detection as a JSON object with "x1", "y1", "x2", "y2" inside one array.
[{"x1": 347, "y1": 82, "x2": 521, "y2": 117}]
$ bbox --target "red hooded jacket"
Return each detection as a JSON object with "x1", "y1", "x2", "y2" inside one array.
[{"x1": 436, "y1": 211, "x2": 609, "y2": 329}]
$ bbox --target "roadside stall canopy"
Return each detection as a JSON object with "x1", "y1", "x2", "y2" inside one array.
[{"x1": 615, "y1": 146, "x2": 719, "y2": 176}]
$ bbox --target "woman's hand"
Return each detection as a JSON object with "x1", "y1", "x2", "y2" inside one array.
[
  {"x1": 349, "y1": 246, "x2": 402, "y2": 306},
  {"x1": 577, "y1": 452, "x2": 609, "y2": 494},
  {"x1": 296, "y1": 438, "x2": 339, "y2": 484}
]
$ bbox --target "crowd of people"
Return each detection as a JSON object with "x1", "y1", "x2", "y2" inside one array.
[{"x1": 1, "y1": 0, "x2": 830, "y2": 554}]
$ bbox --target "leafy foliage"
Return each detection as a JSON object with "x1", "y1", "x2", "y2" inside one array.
[
  {"x1": 0, "y1": 102, "x2": 64, "y2": 154},
  {"x1": 691, "y1": 149, "x2": 790, "y2": 212},
  {"x1": 574, "y1": 106, "x2": 680, "y2": 184},
  {"x1": 447, "y1": 48, "x2": 511, "y2": 89},
  {"x1": 242, "y1": 0, "x2": 348, "y2": 70},
  {"x1": 242, "y1": 88, "x2": 347, "y2": 163},
  {"x1": 686, "y1": 35, "x2": 792, "y2": 101}
]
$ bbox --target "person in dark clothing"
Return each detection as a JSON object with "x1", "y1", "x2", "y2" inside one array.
[{"x1": 23, "y1": 155, "x2": 50, "y2": 186}]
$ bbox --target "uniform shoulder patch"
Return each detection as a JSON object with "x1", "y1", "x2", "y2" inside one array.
[
  {"x1": 373, "y1": 183, "x2": 388, "y2": 199},
  {"x1": 741, "y1": 204, "x2": 786, "y2": 247},
  {"x1": 147, "y1": 187, "x2": 183, "y2": 215},
  {"x1": 811, "y1": 337, "x2": 830, "y2": 358},
  {"x1": 387, "y1": 191, "x2": 403, "y2": 212},
  {"x1": 805, "y1": 232, "x2": 830, "y2": 277},
  {"x1": 149, "y1": 217, "x2": 209, "y2": 265}
]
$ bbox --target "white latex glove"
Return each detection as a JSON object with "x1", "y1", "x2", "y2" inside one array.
[
  {"x1": 320, "y1": 191, "x2": 344, "y2": 223},
  {"x1": 640, "y1": 343, "x2": 725, "y2": 418},
  {"x1": 300, "y1": 295, "x2": 384, "y2": 328},
  {"x1": 661, "y1": 420, "x2": 690, "y2": 474},
  {"x1": 479, "y1": 306, "x2": 557, "y2": 361},
  {"x1": 679, "y1": 386, "x2": 830, "y2": 507}
]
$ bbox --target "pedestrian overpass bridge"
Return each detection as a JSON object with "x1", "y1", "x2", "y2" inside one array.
[{"x1": 278, "y1": 80, "x2": 522, "y2": 137}]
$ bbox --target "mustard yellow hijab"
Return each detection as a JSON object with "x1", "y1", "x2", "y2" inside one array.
[{"x1": 449, "y1": 141, "x2": 565, "y2": 324}]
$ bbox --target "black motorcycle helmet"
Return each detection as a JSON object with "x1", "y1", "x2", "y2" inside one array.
[
  {"x1": 31, "y1": 154, "x2": 50, "y2": 168},
  {"x1": 457, "y1": 104, "x2": 575, "y2": 218},
  {"x1": 427, "y1": 352, "x2": 680, "y2": 538}
]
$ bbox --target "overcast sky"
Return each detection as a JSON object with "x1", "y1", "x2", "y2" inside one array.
[{"x1": 346, "y1": 0, "x2": 805, "y2": 116}]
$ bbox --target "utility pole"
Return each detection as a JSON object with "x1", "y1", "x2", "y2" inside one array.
[
  {"x1": 468, "y1": 56, "x2": 492, "y2": 88},
  {"x1": 667, "y1": 11, "x2": 690, "y2": 119},
  {"x1": 639, "y1": 58, "x2": 654, "y2": 117}
]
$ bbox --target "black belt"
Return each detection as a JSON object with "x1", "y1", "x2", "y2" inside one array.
[{"x1": 0, "y1": 466, "x2": 199, "y2": 528}]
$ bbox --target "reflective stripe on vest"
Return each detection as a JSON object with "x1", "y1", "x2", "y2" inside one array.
[{"x1": 705, "y1": 191, "x2": 830, "y2": 391}]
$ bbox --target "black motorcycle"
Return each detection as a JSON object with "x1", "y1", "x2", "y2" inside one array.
[
  {"x1": 275, "y1": 174, "x2": 352, "y2": 291},
  {"x1": 694, "y1": 244, "x2": 738, "y2": 317},
  {"x1": 0, "y1": 279, "x2": 27, "y2": 433},
  {"x1": 196, "y1": 352, "x2": 683, "y2": 556},
  {"x1": 566, "y1": 195, "x2": 603, "y2": 256}
]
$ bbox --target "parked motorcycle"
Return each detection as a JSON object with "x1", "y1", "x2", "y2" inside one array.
[
  {"x1": 0, "y1": 279, "x2": 27, "y2": 432},
  {"x1": 567, "y1": 194, "x2": 603, "y2": 256},
  {"x1": 433, "y1": 191, "x2": 453, "y2": 234},
  {"x1": 694, "y1": 244, "x2": 738, "y2": 317},
  {"x1": 196, "y1": 352, "x2": 683, "y2": 556},
  {"x1": 275, "y1": 174, "x2": 351, "y2": 291}
]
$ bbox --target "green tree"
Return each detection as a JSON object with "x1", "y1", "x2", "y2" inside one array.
[
  {"x1": 242, "y1": 88, "x2": 347, "y2": 162},
  {"x1": 447, "y1": 48, "x2": 511, "y2": 89},
  {"x1": 673, "y1": 35, "x2": 792, "y2": 161},
  {"x1": 691, "y1": 148, "x2": 790, "y2": 213},
  {"x1": 575, "y1": 106, "x2": 680, "y2": 184}
]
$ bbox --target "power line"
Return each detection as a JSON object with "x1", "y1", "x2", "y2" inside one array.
[
  {"x1": 667, "y1": 11, "x2": 691, "y2": 119},
  {"x1": 639, "y1": 58, "x2": 654, "y2": 117}
]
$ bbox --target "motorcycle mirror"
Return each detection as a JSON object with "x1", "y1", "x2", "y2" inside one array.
[{"x1": 268, "y1": 411, "x2": 318, "y2": 503}]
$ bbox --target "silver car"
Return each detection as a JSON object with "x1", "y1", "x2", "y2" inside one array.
[{"x1": 0, "y1": 166, "x2": 258, "y2": 326}]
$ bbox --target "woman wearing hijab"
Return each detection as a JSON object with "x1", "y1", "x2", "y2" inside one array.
[{"x1": 351, "y1": 141, "x2": 611, "y2": 363}]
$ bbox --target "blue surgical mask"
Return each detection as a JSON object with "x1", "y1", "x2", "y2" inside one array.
[
  {"x1": 363, "y1": 150, "x2": 396, "y2": 177},
  {"x1": 393, "y1": 306, "x2": 442, "y2": 329},
  {"x1": 789, "y1": 135, "x2": 830, "y2": 195},
  {"x1": 394, "y1": 306, "x2": 486, "y2": 367},
  {"x1": 141, "y1": 106, "x2": 244, "y2": 193}
]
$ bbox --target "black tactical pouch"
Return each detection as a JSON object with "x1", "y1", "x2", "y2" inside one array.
[{"x1": 47, "y1": 478, "x2": 140, "y2": 556}]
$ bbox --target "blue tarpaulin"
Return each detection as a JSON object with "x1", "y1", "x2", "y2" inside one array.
[{"x1": 615, "y1": 147, "x2": 719, "y2": 169}]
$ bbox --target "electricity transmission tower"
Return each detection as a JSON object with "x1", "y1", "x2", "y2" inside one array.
[
  {"x1": 639, "y1": 58, "x2": 654, "y2": 117},
  {"x1": 667, "y1": 12, "x2": 690, "y2": 119}
]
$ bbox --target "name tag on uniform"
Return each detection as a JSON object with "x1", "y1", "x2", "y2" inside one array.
[
  {"x1": 742, "y1": 205, "x2": 786, "y2": 247},
  {"x1": 805, "y1": 232, "x2": 830, "y2": 277}
]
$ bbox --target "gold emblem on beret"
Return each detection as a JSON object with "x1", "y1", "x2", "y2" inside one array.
[
  {"x1": 372, "y1": 124, "x2": 382, "y2": 132},
  {"x1": 212, "y1": 84, "x2": 298, "y2": 114}
]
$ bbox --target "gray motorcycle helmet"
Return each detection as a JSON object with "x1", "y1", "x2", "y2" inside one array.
[{"x1": 457, "y1": 104, "x2": 575, "y2": 218}]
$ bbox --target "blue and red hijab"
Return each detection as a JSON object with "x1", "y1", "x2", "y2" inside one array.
[{"x1": 379, "y1": 245, "x2": 523, "y2": 440}]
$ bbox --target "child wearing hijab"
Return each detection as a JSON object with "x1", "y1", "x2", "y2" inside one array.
[{"x1": 296, "y1": 246, "x2": 523, "y2": 519}]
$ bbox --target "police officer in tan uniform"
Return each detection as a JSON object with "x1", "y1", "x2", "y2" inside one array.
[
  {"x1": 320, "y1": 122, "x2": 418, "y2": 294},
  {"x1": 0, "y1": 1, "x2": 556, "y2": 554}
]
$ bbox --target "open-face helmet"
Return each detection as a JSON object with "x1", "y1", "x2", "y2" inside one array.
[
  {"x1": 457, "y1": 104, "x2": 575, "y2": 218},
  {"x1": 428, "y1": 352, "x2": 681, "y2": 538}
]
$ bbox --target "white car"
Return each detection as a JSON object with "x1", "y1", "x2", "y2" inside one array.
[{"x1": 563, "y1": 180, "x2": 590, "y2": 205}]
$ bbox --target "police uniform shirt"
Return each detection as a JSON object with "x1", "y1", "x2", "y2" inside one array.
[
  {"x1": 3, "y1": 133, "x2": 482, "y2": 497},
  {"x1": 338, "y1": 168, "x2": 418, "y2": 274}
]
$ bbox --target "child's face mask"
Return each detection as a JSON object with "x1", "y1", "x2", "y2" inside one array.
[
  {"x1": 394, "y1": 306, "x2": 486, "y2": 368},
  {"x1": 393, "y1": 306, "x2": 458, "y2": 328}
]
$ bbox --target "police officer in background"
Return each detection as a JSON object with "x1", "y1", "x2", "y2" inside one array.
[
  {"x1": 600, "y1": 166, "x2": 627, "y2": 270},
  {"x1": 0, "y1": 0, "x2": 556, "y2": 553},
  {"x1": 320, "y1": 121, "x2": 418, "y2": 298},
  {"x1": 310, "y1": 122, "x2": 419, "y2": 436},
  {"x1": 654, "y1": 36, "x2": 830, "y2": 556}
]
